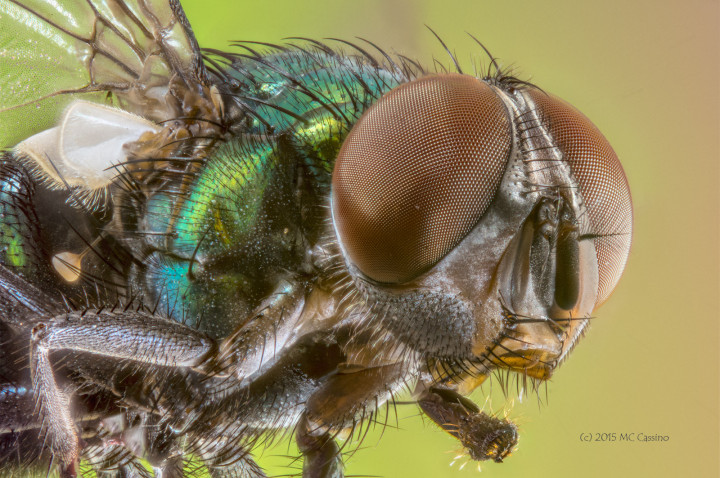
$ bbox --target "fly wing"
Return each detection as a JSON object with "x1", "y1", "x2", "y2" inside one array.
[{"x1": 0, "y1": 0, "x2": 224, "y2": 197}]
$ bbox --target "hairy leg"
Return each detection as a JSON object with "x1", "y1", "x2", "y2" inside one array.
[
  {"x1": 28, "y1": 309, "x2": 214, "y2": 472},
  {"x1": 297, "y1": 363, "x2": 408, "y2": 478},
  {"x1": 416, "y1": 384, "x2": 518, "y2": 463},
  {"x1": 197, "y1": 438, "x2": 266, "y2": 478}
]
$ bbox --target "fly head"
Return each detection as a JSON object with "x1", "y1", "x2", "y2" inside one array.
[{"x1": 331, "y1": 73, "x2": 632, "y2": 380}]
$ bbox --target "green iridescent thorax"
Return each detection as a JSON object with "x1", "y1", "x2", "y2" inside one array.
[
  {"x1": 144, "y1": 139, "x2": 281, "y2": 336},
  {"x1": 177, "y1": 140, "x2": 276, "y2": 249},
  {"x1": 143, "y1": 49, "x2": 406, "y2": 336}
]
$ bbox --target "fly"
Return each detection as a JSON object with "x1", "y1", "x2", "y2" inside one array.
[{"x1": 0, "y1": 0, "x2": 632, "y2": 476}]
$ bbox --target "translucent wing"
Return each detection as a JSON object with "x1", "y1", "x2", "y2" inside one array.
[{"x1": 0, "y1": 0, "x2": 223, "y2": 198}]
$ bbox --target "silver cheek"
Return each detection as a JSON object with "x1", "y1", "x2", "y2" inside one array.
[{"x1": 352, "y1": 279, "x2": 477, "y2": 359}]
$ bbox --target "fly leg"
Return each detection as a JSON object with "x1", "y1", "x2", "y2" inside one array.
[
  {"x1": 197, "y1": 440, "x2": 266, "y2": 478},
  {"x1": 79, "y1": 412, "x2": 186, "y2": 478},
  {"x1": 28, "y1": 309, "x2": 215, "y2": 475},
  {"x1": 208, "y1": 280, "x2": 309, "y2": 381},
  {"x1": 207, "y1": 280, "x2": 345, "y2": 384},
  {"x1": 192, "y1": 331, "x2": 346, "y2": 478},
  {"x1": 297, "y1": 362, "x2": 408, "y2": 478},
  {"x1": 0, "y1": 379, "x2": 127, "y2": 473},
  {"x1": 296, "y1": 415, "x2": 342, "y2": 478},
  {"x1": 416, "y1": 383, "x2": 518, "y2": 463}
]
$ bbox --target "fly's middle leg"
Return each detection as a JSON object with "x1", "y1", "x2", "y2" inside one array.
[{"x1": 297, "y1": 362, "x2": 408, "y2": 478}]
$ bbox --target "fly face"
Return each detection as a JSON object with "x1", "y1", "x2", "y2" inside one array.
[
  {"x1": 332, "y1": 74, "x2": 632, "y2": 379},
  {"x1": 0, "y1": 0, "x2": 632, "y2": 476}
]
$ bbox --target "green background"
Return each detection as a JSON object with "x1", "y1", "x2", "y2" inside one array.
[{"x1": 181, "y1": 1, "x2": 719, "y2": 477}]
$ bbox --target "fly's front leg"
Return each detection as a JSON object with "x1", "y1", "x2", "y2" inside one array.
[
  {"x1": 209, "y1": 280, "x2": 305, "y2": 380},
  {"x1": 416, "y1": 383, "x2": 518, "y2": 463},
  {"x1": 210, "y1": 280, "x2": 339, "y2": 382},
  {"x1": 297, "y1": 362, "x2": 408, "y2": 478},
  {"x1": 29, "y1": 309, "x2": 214, "y2": 473}
]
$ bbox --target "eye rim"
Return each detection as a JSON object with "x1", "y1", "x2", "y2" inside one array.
[
  {"x1": 526, "y1": 89, "x2": 633, "y2": 306},
  {"x1": 331, "y1": 73, "x2": 513, "y2": 284}
]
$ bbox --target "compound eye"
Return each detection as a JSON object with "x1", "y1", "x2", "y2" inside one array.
[
  {"x1": 332, "y1": 74, "x2": 511, "y2": 284},
  {"x1": 527, "y1": 90, "x2": 633, "y2": 306}
]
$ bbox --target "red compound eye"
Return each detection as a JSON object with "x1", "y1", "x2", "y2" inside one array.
[
  {"x1": 332, "y1": 74, "x2": 512, "y2": 284},
  {"x1": 527, "y1": 89, "x2": 633, "y2": 306}
]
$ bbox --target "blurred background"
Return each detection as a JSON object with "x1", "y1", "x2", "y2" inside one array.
[{"x1": 182, "y1": 1, "x2": 719, "y2": 477}]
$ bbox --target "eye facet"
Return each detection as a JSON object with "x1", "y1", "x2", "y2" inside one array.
[
  {"x1": 332, "y1": 74, "x2": 511, "y2": 284},
  {"x1": 527, "y1": 90, "x2": 633, "y2": 306}
]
